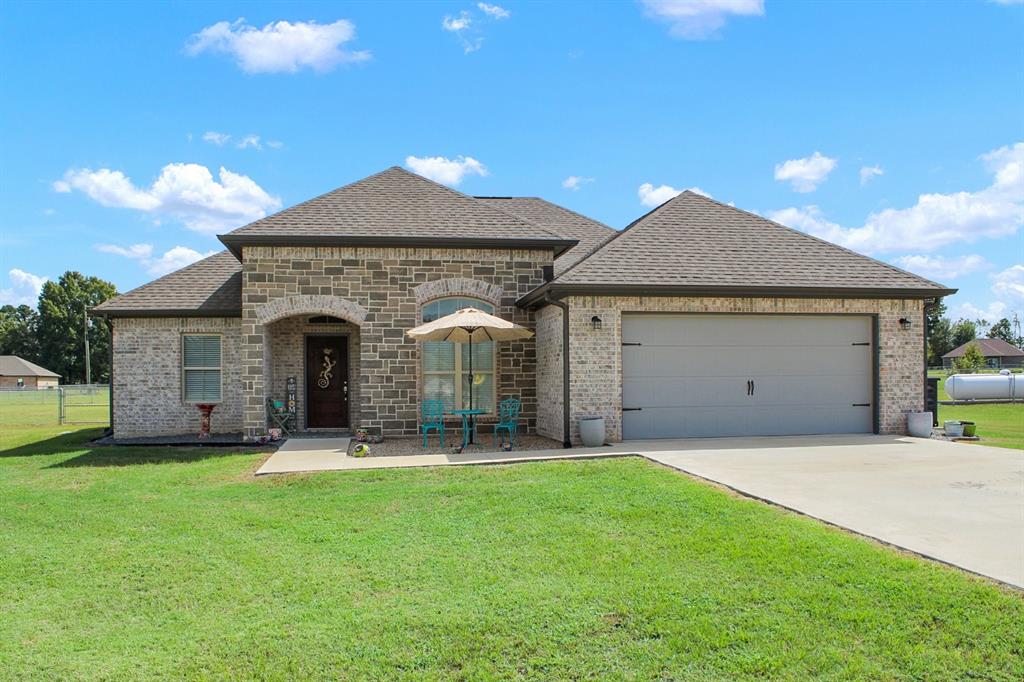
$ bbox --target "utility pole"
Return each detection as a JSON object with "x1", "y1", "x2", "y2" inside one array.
[{"x1": 83, "y1": 307, "x2": 91, "y2": 385}]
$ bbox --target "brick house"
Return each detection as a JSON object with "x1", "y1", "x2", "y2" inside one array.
[{"x1": 93, "y1": 167, "x2": 955, "y2": 443}]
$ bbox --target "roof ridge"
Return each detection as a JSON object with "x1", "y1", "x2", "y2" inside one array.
[
  {"x1": 385, "y1": 167, "x2": 568, "y2": 240},
  {"x1": 549, "y1": 190, "x2": 691, "y2": 282},
  {"x1": 686, "y1": 191, "x2": 950, "y2": 292},
  {"x1": 223, "y1": 166, "x2": 400, "y2": 238}
]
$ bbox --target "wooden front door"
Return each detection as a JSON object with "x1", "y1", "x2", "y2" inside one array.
[{"x1": 306, "y1": 336, "x2": 349, "y2": 429}]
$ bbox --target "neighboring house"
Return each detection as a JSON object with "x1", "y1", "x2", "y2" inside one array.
[
  {"x1": 0, "y1": 356, "x2": 60, "y2": 389},
  {"x1": 942, "y1": 338, "x2": 1024, "y2": 369},
  {"x1": 93, "y1": 166, "x2": 955, "y2": 443}
]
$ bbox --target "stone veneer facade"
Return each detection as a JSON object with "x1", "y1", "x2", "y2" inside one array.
[
  {"x1": 239, "y1": 246, "x2": 551, "y2": 440},
  {"x1": 537, "y1": 295, "x2": 925, "y2": 444},
  {"x1": 111, "y1": 317, "x2": 244, "y2": 437}
]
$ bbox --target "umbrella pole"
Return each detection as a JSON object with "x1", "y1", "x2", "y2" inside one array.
[{"x1": 467, "y1": 334, "x2": 474, "y2": 444}]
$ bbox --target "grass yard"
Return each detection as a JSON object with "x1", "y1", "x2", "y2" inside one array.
[
  {"x1": 2, "y1": 425, "x2": 1022, "y2": 681},
  {"x1": 928, "y1": 370, "x2": 1024, "y2": 450}
]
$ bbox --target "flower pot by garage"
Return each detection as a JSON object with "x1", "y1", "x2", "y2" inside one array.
[
  {"x1": 907, "y1": 411, "x2": 932, "y2": 438},
  {"x1": 944, "y1": 420, "x2": 964, "y2": 438},
  {"x1": 961, "y1": 421, "x2": 976, "y2": 437},
  {"x1": 579, "y1": 417, "x2": 605, "y2": 447}
]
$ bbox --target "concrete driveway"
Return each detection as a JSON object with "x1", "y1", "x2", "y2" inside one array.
[{"x1": 634, "y1": 435, "x2": 1024, "y2": 589}]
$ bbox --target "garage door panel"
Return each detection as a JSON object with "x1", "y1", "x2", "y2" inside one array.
[
  {"x1": 621, "y1": 314, "x2": 873, "y2": 439},
  {"x1": 624, "y1": 376, "x2": 751, "y2": 408},
  {"x1": 624, "y1": 346, "x2": 756, "y2": 377}
]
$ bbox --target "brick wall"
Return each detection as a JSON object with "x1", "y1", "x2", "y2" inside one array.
[
  {"x1": 557, "y1": 296, "x2": 925, "y2": 443},
  {"x1": 534, "y1": 305, "x2": 564, "y2": 441},
  {"x1": 240, "y1": 246, "x2": 551, "y2": 440},
  {"x1": 111, "y1": 317, "x2": 243, "y2": 437}
]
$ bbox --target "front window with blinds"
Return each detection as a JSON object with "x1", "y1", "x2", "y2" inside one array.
[
  {"x1": 422, "y1": 298, "x2": 495, "y2": 413},
  {"x1": 182, "y1": 334, "x2": 222, "y2": 403}
]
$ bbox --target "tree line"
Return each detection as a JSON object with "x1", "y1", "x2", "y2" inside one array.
[
  {"x1": 0, "y1": 272, "x2": 117, "y2": 384},
  {"x1": 926, "y1": 299, "x2": 1023, "y2": 367}
]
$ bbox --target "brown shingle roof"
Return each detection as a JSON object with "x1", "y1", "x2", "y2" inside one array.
[
  {"x1": 548, "y1": 191, "x2": 955, "y2": 296},
  {"x1": 0, "y1": 356, "x2": 59, "y2": 377},
  {"x1": 92, "y1": 251, "x2": 241, "y2": 317},
  {"x1": 475, "y1": 197, "x2": 616, "y2": 274},
  {"x1": 942, "y1": 338, "x2": 1024, "y2": 358},
  {"x1": 221, "y1": 166, "x2": 575, "y2": 255}
]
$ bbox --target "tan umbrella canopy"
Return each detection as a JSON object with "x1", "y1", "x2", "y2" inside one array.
[
  {"x1": 407, "y1": 307, "x2": 533, "y2": 413},
  {"x1": 406, "y1": 307, "x2": 534, "y2": 343}
]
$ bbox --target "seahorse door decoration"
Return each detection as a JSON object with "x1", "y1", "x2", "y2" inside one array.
[{"x1": 317, "y1": 348, "x2": 337, "y2": 389}]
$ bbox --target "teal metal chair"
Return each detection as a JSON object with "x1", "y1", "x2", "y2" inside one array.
[
  {"x1": 421, "y1": 399, "x2": 446, "y2": 448},
  {"x1": 494, "y1": 397, "x2": 521, "y2": 448}
]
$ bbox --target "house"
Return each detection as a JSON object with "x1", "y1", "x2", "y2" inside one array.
[
  {"x1": 93, "y1": 166, "x2": 955, "y2": 443},
  {"x1": 942, "y1": 338, "x2": 1024, "y2": 369},
  {"x1": 0, "y1": 356, "x2": 60, "y2": 389}
]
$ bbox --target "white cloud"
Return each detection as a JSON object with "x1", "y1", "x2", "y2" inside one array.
[
  {"x1": 442, "y1": 11, "x2": 483, "y2": 53},
  {"x1": 0, "y1": 268, "x2": 49, "y2": 306},
  {"x1": 97, "y1": 243, "x2": 217, "y2": 276},
  {"x1": 562, "y1": 175, "x2": 595, "y2": 191},
  {"x1": 640, "y1": 0, "x2": 764, "y2": 40},
  {"x1": 442, "y1": 11, "x2": 473, "y2": 32},
  {"x1": 892, "y1": 254, "x2": 991, "y2": 280},
  {"x1": 56, "y1": 163, "x2": 281, "y2": 234},
  {"x1": 477, "y1": 3, "x2": 510, "y2": 19},
  {"x1": 203, "y1": 131, "x2": 231, "y2": 146},
  {"x1": 859, "y1": 165, "x2": 884, "y2": 186},
  {"x1": 185, "y1": 18, "x2": 370, "y2": 74},
  {"x1": 266, "y1": 140, "x2": 284, "y2": 149},
  {"x1": 236, "y1": 134, "x2": 261, "y2": 150},
  {"x1": 405, "y1": 155, "x2": 487, "y2": 186},
  {"x1": 638, "y1": 182, "x2": 709, "y2": 207},
  {"x1": 991, "y1": 264, "x2": 1024, "y2": 304},
  {"x1": 774, "y1": 151, "x2": 838, "y2": 192},
  {"x1": 768, "y1": 142, "x2": 1024, "y2": 253},
  {"x1": 949, "y1": 300, "x2": 1007, "y2": 324}
]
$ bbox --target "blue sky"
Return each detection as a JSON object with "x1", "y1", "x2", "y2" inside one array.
[{"x1": 2, "y1": 0, "x2": 1022, "y2": 328}]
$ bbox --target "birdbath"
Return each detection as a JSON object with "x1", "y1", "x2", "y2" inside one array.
[{"x1": 196, "y1": 403, "x2": 216, "y2": 439}]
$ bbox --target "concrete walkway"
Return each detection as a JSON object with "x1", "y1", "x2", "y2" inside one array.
[
  {"x1": 255, "y1": 437, "x2": 351, "y2": 475},
  {"x1": 254, "y1": 434, "x2": 1023, "y2": 588}
]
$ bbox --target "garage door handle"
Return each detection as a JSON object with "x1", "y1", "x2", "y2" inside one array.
[
  {"x1": 622, "y1": 407, "x2": 642, "y2": 411},
  {"x1": 852, "y1": 403, "x2": 870, "y2": 407}
]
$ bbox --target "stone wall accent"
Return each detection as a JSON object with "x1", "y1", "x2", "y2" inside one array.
[
  {"x1": 558, "y1": 296, "x2": 925, "y2": 443},
  {"x1": 534, "y1": 305, "x2": 564, "y2": 441},
  {"x1": 240, "y1": 246, "x2": 551, "y2": 439},
  {"x1": 255, "y1": 294, "x2": 368, "y2": 326},
  {"x1": 110, "y1": 317, "x2": 243, "y2": 437},
  {"x1": 412, "y1": 277, "x2": 504, "y2": 307},
  {"x1": 266, "y1": 316, "x2": 361, "y2": 429}
]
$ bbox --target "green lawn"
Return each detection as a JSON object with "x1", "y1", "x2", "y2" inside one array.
[
  {"x1": 928, "y1": 370, "x2": 1024, "y2": 450},
  {"x1": 2, "y1": 425, "x2": 1022, "y2": 681}
]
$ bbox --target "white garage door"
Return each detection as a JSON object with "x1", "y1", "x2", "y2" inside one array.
[{"x1": 622, "y1": 314, "x2": 874, "y2": 439}]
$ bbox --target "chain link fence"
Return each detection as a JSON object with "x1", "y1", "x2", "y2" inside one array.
[{"x1": 0, "y1": 385, "x2": 110, "y2": 427}]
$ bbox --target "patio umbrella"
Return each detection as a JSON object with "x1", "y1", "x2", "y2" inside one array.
[{"x1": 406, "y1": 307, "x2": 533, "y2": 412}]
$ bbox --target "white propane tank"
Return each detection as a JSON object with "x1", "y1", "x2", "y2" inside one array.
[{"x1": 944, "y1": 373, "x2": 1020, "y2": 401}]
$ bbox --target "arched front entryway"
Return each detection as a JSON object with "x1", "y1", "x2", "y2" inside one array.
[{"x1": 243, "y1": 295, "x2": 368, "y2": 439}]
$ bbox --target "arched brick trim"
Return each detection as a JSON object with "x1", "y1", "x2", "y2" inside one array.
[
  {"x1": 413, "y1": 278, "x2": 504, "y2": 307},
  {"x1": 255, "y1": 294, "x2": 368, "y2": 326}
]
